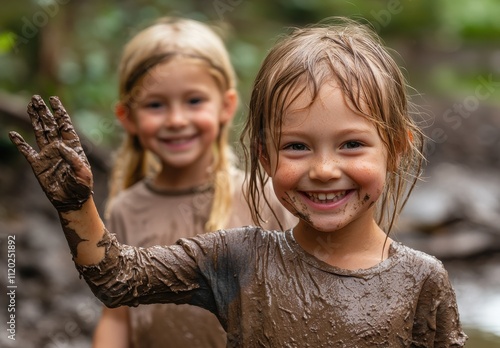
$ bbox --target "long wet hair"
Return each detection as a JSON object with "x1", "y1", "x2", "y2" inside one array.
[
  {"x1": 108, "y1": 17, "x2": 237, "y2": 231},
  {"x1": 241, "y1": 17, "x2": 425, "y2": 234}
]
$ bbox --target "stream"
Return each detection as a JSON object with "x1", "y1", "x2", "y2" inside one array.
[
  {"x1": 446, "y1": 255, "x2": 500, "y2": 347},
  {"x1": 399, "y1": 163, "x2": 500, "y2": 348}
]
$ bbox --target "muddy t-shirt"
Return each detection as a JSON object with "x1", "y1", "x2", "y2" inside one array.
[
  {"x1": 81, "y1": 226, "x2": 467, "y2": 347},
  {"x1": 106, "y1": 170, "x2": 296, "y2": 348}
]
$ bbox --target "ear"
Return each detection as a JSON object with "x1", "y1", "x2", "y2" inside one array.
[
  {"x1": 115, "y1": 102, "x2": 137, "y2": 135},
  {"x1": 219, "y1": 89, "x2": 238, "y2": 124}
]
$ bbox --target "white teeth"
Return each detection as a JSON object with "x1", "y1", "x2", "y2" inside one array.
[
  {"x1": 308, "y1": 191, "x2": 346, "y2": 203},
  {"x1": 326, "y1": 193, "x2": 336, "y2": 200},
  {"x1": 169, "y1": 138, "x2": 189, "y2": 144},
  {"x1": 164, "y1": 136, "x2": 193, "y2": 144}
]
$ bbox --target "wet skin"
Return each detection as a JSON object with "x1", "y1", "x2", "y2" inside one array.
[{"x1": 261, "y1": 84, "x2": 391, "y2": 269}]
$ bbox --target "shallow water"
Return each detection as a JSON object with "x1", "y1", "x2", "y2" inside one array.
[
  {"x1": 445, "y1": 254, "x2": 500, "y2": 347},
  {"x1": 464, "y1": 328, "x2": 500, "y2": 347}
]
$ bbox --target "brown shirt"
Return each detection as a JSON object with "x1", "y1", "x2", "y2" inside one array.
[
  {"x1": 81, "y1": 226, "x2": 467, "y2": 347},
  {"x1": 106, "y1": 170, "x2": 296, "y2": 348}
]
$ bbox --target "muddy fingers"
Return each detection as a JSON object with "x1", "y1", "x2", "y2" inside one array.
[{"x1": 9, "y1": 95, "x2": 94, "y2": 213}]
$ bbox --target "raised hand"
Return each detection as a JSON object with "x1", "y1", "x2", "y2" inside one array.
[{"x1": 9, "y1": 95, "x2": 93, "y2": 212}]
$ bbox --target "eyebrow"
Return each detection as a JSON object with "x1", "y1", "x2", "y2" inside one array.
[{"x1": 280, "y1": 127, "x2": 374, "y2": 137}]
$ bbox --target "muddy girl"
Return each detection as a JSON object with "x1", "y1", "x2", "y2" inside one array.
[{"x1": 9, "y1": 17, "x2": 467, "y2": 347}]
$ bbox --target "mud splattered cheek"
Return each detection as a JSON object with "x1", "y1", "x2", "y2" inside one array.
[
  {"x1": 360, "y1": 193, "x2": 377, "y2": 209},
  {"x1": 284, "y1": 192, "x2": 312, "y2": 225}
]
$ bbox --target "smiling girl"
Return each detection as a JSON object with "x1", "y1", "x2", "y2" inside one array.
[{"x1": 10, "y1": 17, "x2": 467, "y2": 347}]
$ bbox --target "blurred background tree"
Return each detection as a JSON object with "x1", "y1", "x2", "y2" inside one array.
[
  {"x1": 1, "y1": 1, "x2": 500, "y2": 347},
  {"x1": 2, "y1": 0, "x2": 499, "y2": 149}
]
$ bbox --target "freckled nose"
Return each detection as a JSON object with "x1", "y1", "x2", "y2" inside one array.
[{"x1": 309, "y1": 156, "x2": 341, "y2": 182}]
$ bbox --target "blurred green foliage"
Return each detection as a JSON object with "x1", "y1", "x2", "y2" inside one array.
[{"x1": 1, "y1": 0, "x2": 500, "y2": 148}]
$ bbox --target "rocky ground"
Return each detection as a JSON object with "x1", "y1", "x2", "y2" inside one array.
[
  {"x1": 397, "y1": 97, "x2": 500, "y2": 259},
  {"x1": 1, "y1": 95, "x2": 500, "y2": 347}
]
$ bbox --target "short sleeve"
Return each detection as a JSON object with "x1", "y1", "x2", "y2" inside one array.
[{"x1": 411, "y1": 264, "x2": 468, "y2": 347}]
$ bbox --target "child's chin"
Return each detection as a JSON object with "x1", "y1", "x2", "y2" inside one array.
[{"x1": 305, "y1": 219, "x2": 346, "y2": 233}]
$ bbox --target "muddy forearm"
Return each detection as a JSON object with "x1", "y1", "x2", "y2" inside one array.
[
  {"x1": 74, "y1": 226, "x2": 204, "y2": 309},
  {"x1": 59, "y1": 197, "x2": 106, "y2": 266}
]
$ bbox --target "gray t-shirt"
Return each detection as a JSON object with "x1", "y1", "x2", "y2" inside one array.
[
  {"x1": 81, "y1": 226, "x2": 467, "y2": 347},
  {"x1": 106, "y1": 170, "x2": 295, "y2": 348}
]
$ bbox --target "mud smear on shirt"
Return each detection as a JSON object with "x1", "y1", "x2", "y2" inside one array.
[{"x1": 76, "y1": 227, "x2": 466, "y2": 346}]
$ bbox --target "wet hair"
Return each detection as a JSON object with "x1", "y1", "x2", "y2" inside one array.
[
  {"x1": 108, "y1": 17, "x2": 237, "y2": 231},
  {"x1": 241, "y1": 17, "x2": 425, "y2": 234}
]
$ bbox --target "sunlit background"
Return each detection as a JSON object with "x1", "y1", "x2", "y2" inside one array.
[{"x1": 1, "y1": 0, "x2": 500, "y2": 347}]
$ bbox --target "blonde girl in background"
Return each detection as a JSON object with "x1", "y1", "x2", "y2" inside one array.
[
  {"x1": 10, "y1": 17, "x2": 466, "y2": 347},
  {"x1": 91, "y1": 17, "x2": 294, "y2": 348}
]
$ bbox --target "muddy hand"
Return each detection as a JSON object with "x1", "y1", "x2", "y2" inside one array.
[{"x1": 8, "y1": 95, "x2": 93, "y2": 212}]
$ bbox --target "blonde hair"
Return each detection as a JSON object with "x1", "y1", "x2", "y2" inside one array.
[
  {"x1": 108, "y1": 17, "x2": 237, "y2": 231},
  {"x1": 241, "y1": 17, "x2": 425, "y2": 234}
]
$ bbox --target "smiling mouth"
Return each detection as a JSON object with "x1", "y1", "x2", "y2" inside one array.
[
  {"x1": 305, "y1": 191, "x2": 347, "y2": 203},
  {"x1": 161, "y1": 134, "x2": 197, "y2": 145}
]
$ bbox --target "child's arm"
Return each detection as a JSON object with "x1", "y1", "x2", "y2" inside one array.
[
  {"x1": 92, "y1": 307, "x2": 130, "y2": 348},
  {"x1": 9, "y1": 95, "x2": 106, "y2": 266}
]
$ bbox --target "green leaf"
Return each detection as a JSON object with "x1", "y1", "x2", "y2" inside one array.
[{"x1": 0, "y1": 32, "x2": 16, "y2": 54}]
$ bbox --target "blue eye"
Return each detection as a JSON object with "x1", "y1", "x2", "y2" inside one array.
[
  {"x1": 146, "y1": 101, "x2": 163, "y2": 109},
  {"x1": 343, "y1": 141, "x2": 362, "y2": 149},
  {"x1": 188, "y1": 97, "x2": 203, "y2": 105},
  {"x1": 284, "y1": 143, "x2": 308, "y2": 151}
]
